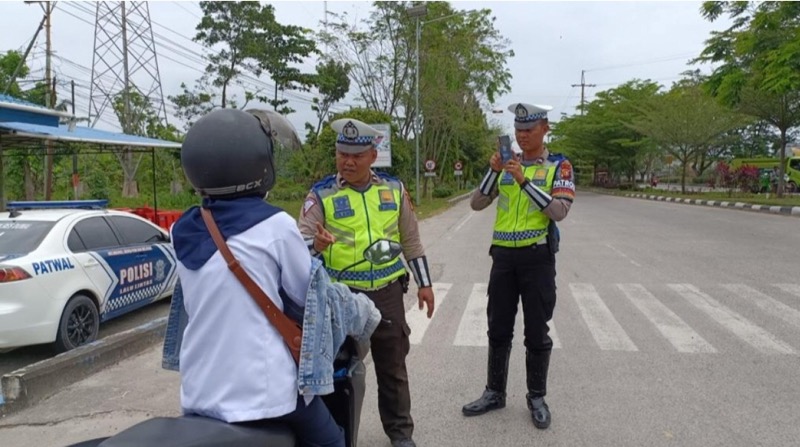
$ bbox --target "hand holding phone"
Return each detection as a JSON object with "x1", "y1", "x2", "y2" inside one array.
[{"x1": 498, "y1": 135, "x2": 514, "y2": 165}]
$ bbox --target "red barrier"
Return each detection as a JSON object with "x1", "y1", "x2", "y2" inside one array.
[{"x1": 114, "y1": 206, "x2": 183, "y2": 231}]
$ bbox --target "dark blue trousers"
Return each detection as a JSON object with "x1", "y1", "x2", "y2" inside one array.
[{"x1": 246, "y1": 395, "x2": 345, "y2": 447}]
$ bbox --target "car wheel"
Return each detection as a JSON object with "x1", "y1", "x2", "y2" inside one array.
[{"x1": 54, "y1": 294, "x2": 99, "y2": 353}]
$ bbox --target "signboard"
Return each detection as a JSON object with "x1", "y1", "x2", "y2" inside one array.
[
  {"x1": 454, "y1": 170, "x2": 463, "y2": 176},
  {"x1": 425, "y1": 159, "x2": 436, "y2": 171},
  {"x1": 454, "y1": 161, "x2": 463, "y2": 170},
  {"x1": 370, "y1": 123, "x2": 392, "y2": 167}
]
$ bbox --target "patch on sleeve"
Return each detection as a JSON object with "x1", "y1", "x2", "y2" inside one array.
[
  {"x1": 552, "y1": 160, "x2": 576, "y2": 200},
  {"x1": 303, "y1": 197, "x2": 317, "y2": 216},
  {"x1": 558, "y1": 160, "x2": 574, "y2": 181}
]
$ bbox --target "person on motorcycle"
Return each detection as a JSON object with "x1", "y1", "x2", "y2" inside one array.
[{"x1": 169, "y1": 108, "x2": 379, "y2": 447}]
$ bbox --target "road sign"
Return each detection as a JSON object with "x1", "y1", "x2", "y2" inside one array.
[
  {"x1": 454, "y1": 161, "x2": 463, "y2": 170},
  {"x1": 454, "y1": 170, "x2": 463, "y2": 176},
  {"x1": 425, "y1": 159, "x2": 436, "y2": 171}
]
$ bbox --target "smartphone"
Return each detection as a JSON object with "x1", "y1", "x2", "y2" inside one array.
[{"x1": 498, "y1": 135, "x2": 514, "y2": 164}]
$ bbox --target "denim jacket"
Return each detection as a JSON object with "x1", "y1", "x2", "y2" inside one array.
[{"x1": 162, "y1": 258, "x2": 380, "y2": 396}]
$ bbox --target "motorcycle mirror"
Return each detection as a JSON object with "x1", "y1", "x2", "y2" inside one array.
[{"x1": 362, "y1": 239, "x2": 403, "y2": 265}]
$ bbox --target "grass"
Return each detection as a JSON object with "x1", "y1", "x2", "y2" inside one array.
[
  {"x1": 586, "y1": 186, "x2": 800, "y2": 207},
  {"x1": 272, "y1": 191, "x2": 470, "y2": 222}
]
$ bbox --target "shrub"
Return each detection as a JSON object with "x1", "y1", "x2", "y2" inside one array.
[{"x1": 432, "y1": 186, "x2": 453, "y2": 198}]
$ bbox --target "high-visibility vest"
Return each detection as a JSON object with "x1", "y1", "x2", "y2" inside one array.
[
  {"x1": 492, "y1": 164, "x2": 557, "y2": 247},
  {"x1": 314, "y1": 174, "x2": 406, "y2": 290}
]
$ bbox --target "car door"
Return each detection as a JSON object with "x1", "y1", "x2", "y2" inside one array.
[
  {"x1": 67, "y1": 216, "x2": 126, "y2": 320},
  {"x1": 106, "y1": 215, "x2": 177, "y2": 305}
]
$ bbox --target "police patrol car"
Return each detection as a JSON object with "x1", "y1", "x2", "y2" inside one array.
[{"x1": 0, "y1": 200, "x2": 177, "y2": 352}]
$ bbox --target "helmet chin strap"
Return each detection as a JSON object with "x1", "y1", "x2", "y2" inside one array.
[{"x1": 263, "y1": 191, "x2": 270, "y2": 200}]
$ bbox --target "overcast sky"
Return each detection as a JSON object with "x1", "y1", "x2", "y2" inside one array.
[{"x1": 1, "y1": 1, "x2": 733, "y2": 137}]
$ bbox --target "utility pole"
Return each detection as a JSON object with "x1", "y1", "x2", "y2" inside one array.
[
  {"x1": 43, "y1": 1, "x2": 54, "y2": 200},
  {"x1": 25, "y1": 1, "x2": 57, "y2": 200},
  {"x1": 571, "y1": 70, "x2": 596, "y2": 116}
]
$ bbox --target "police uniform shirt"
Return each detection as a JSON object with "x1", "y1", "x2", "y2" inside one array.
[
  {"x1": 173, "y1": 210, "x2": 312, "y2": 423},
  {"x1": 470, "y1": 148, "x2": 575, "y2": 221}
]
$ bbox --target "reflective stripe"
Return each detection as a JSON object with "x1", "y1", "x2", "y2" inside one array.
[
  {"x1": 326, "y1": 259, "x2": 405, "y2": 283},
  {"x1": 327, "y1": 226, "x2": 355, "y2": 246},
  {"x1": 409, "y1": 256, "x2": 432, "y2": 288},
  {"x1": 384, "y1": 220, "x2": 399, "y2": 239},
  {"x1": 492, "y1": 229, "x2": 547, "y2": 242},
  {"x1": 479, "y1": 169, "x2": 499, "y2": 195}
]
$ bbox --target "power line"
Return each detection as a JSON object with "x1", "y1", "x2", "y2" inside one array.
[
  {"x1": 584, "y1": 52, "x2": 698, "y2": 73},
  {"x1": 61, "y1": 2, "x2": 340, "y2": 108}
]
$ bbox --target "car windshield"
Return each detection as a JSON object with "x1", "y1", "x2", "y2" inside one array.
[{"x1": 0, "y1": 221, "x2": 56, "y2": 255}]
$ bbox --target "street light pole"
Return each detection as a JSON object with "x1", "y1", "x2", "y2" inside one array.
[
  {"x1": 415, "y1": 16, "x2": 421, "y2": 206},
  {"x1": 406, "y1": 5, "x2": 474, "y2": 205}
]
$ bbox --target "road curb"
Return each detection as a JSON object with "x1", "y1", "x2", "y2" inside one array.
[
  {"x1": 622, "y1": 193, "x2": 800, "y2": 218},
  {"x1": 447, "y1": 191, "x2": 473, "y2": 204},
  {"x1": 0, "y1": 316, "x2": 166, "y2": 418}
]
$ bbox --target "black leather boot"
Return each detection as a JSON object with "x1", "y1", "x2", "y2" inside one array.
[
  {"x1": 462, "y1": 345, "x2": 511, "y2": 416},
  {"x1": 526, "y1": 349, "x2": 551, "y2": 429}
]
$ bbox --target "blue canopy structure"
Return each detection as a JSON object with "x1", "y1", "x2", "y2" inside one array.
[{"x1": 0, "y1": 93, "x2": 182, "y2": 211}]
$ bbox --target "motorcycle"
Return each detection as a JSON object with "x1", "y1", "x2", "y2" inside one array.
[{"x1": 66, "y1": 239, "x2": 404, "y2": 447}]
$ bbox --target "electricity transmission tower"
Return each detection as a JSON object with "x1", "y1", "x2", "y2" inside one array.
[{"x1": 89, "y1": 1, "x2": 168, "y2": 133}]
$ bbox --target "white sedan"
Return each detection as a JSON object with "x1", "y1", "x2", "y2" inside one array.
[{"x1": 0, "y1": 200, "x2": 178, "y2": 352}]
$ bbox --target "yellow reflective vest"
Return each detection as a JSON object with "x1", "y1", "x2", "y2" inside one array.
[
  {"x1": 313, "y1": 174, "x2": 406, "y2": 290},
  {"x1": 492, "y1": 164, "x2": 557, "y2": 247}
]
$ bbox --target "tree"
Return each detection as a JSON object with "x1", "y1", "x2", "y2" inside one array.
[
  {"x1": 629, "y1": 85, "x2": 747, "y2": 193},
  {"x1": 113, "y1": 89, "x2": 182, "y2": 197},
  {"x1": 305, "y1": 60, "x2": 351, "y2": 140},
  {"x1": 255, "y1": 22, "x2": 317, "y2": 115},
  {"x1": 194, "y1": 1, "x2": 270, "y2": 109},
  {"x1": 171, "y1": 2, "x2": 319, "y2": 128},
  {"x1": 319, "y1": 2, "x2": 513, "y2": 139},
  {"x1": 0, "y1": 51, "x2": 27, "y2": 97},
  {"x1": 696, "y1": 1, "x2": 800, "y2": 196},
  {"x1": 550, "y1": 80, "x2": 662, "y2": 185},
  {"x1": 0, "y1": 51, "x2": 53, "y2": 202}
]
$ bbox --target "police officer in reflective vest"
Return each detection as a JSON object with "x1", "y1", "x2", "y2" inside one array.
[
  {"x1": 462, "y1": 103, "x2": 575, "y2": 429},
  {"x1": 298, "y1": 118, "x2": 435, "y2": 447}
]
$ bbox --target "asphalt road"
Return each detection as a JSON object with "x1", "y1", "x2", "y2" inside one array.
[
  {"x1": 2, "y1": 191, "x2": 799, "y2": 447},
  {"x1": 0, "y1": 298, "x2": 171, "y2": 376}
]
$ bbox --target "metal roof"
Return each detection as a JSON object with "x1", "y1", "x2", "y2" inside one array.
[
  {"x1": 0, "y1": 93, "x2": 73, "y2": 119},
  {"x1": 0, "y1": 121, "x2": 181, "y2": 149}
]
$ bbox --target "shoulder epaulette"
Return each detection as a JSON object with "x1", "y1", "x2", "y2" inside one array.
[
  {"x1": 374, "y1": 171, "x2": 400, "y2": 182},
  {"x1": 311, "y1": 174, "x2": 337, "y2": 191},
  {"x1": 547, "y1": 152, "x2": 567, "y2": 162}
]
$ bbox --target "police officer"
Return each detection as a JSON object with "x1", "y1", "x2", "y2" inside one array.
[
  {"x1": 298, "y1": 118, "x2": 435, "y2": 447},
  {"x1": 461, "y1": 103, "x2": 575, "y2": 429}
]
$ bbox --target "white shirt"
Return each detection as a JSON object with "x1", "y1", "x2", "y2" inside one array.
[{"x1": 176, "y1": 211, "x2": 312, "y2": 423}]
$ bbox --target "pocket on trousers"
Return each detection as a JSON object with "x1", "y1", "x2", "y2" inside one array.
[{"x1": 402, "y1": 322, "x2": 412, "y2": 355}]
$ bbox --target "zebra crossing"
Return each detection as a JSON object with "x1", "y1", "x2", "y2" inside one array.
[{"x1": 403, "y1": 281, "x2": 800, "y2": 356}]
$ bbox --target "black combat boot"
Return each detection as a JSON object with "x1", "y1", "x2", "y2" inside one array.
[
  {"x1": 525, "y1": 349, "x2": 551, "y2": 429},
  {"x1": 462, "y1": 345, "x2": 511, "y2": 416}
]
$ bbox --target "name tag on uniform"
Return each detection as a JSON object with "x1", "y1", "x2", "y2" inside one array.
[
  {"x1": 378, "y1": 189, "x2": 397, "y2": 211},
  {"x1": 532, "y1": 168, "x2": 547, "y2": 187},
  {"x1": 333, "y1": 196, "x2": 355, "y2": 219}
]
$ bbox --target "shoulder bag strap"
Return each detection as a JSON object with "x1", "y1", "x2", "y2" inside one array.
[{"x1": 200, "y1": 207, "x2": 302, "y2": 364}]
